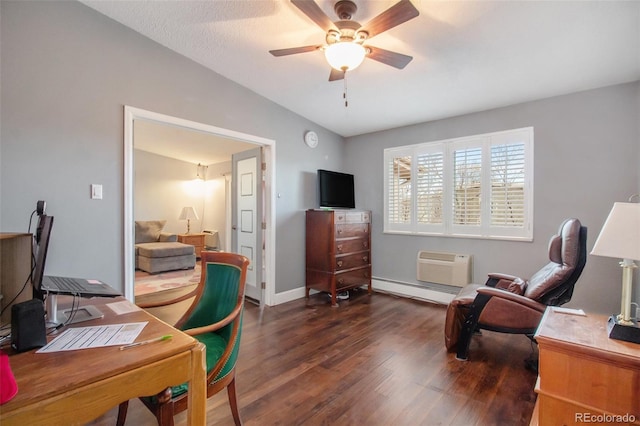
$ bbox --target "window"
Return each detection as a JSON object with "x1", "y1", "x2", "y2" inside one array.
[{"x1": 384, "y1": 127, "x2": 533, "y2": 240}]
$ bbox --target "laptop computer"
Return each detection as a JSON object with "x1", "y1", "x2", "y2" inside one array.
[
  {"x1": 40, "y1": 275, "x2": 120, "y2": 297},
  {"x1": 33, "y1": 215, "x2": 121, "y2": 298}
]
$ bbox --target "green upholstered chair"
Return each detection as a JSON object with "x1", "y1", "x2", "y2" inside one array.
[{"x1": 117, "y1": 251, "x2": 250, "y2": 426}]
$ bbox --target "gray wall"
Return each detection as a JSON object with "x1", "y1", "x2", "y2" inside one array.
[
  {"x1": 134, "y1": 150, "x2": 229, "y2": 250},
  {"x1": 134, "y1": 150, "x2": 207, "y2": 236},
  {"x1": 0, "y1": 0, "x2": 344, "y2": 295},
  {"x1": 346, "y1": 82, "x2": 640, "y2": 314}
]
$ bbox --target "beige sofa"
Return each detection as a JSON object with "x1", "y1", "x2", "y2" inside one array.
[{"x1": 135, "y1": 220, "x2": 196, "y2": 274}]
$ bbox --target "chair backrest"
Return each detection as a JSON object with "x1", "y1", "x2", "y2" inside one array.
[
  {"x1": 524, "y1": 218, "x2": 587, "y2": 305},
  {"x1": 177, "y1": 251, "x2": 249, "y2": 382},
  {"x1": 135, "y1": 220, "x2": 167, "y2": 243}
]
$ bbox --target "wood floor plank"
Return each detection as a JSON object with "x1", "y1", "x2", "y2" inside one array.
[{"x1": 89, "y1": 291, "x2": 537, "y2": 425}]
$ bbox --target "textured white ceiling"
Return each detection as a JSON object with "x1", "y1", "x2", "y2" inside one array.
[{"x1": 81, "y1": 0, "x2": 640, "y2": 137}]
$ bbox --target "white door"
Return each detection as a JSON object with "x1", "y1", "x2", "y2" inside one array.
[{"x1": 232, "y1": 148, "x2": 263, "y2": 303}]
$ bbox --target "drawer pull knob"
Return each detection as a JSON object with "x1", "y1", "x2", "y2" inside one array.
[
  {"x1": 363, "y1": 242, "x2": 368, "y2": 248},
  {"x1": 337, "y1": 229, "x2": 343, "y2": 234},
  {"x1": 337, "y1": 260, "x2": 343, "y2": 267},
  {"x1": 338, "y1": 278, "x2": 345, "y2": 284},
  {"x1": 337, "y1": 244, "x2": 343, "y2": 251},
  {"x1": 362, "y1": 256, "x2": 368, "y2": 262}
]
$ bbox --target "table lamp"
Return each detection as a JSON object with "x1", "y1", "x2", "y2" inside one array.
[
  {"x1": 591, "y1": 196, "x2": 640, "y2": 343},
  {"x1": 178, "y1": 206, "x2": 199, "y2": 234}
]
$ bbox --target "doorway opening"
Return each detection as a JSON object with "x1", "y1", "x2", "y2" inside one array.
[{"x1": 123, "y1": 106, "x2": 276, "y2": 307}]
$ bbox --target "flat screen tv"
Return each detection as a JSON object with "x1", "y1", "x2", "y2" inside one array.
[{"x1": 318, "y1": 169, "x2": 355, "y2": 209}]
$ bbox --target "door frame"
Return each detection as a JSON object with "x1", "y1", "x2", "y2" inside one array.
[{"x1": 123, "y1": 106, "x2": 276, "y2": 306}]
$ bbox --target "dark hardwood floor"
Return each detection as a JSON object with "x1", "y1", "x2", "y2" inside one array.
[{"x1": 91, "y1": 289, "x2": 537, "y2": 425}]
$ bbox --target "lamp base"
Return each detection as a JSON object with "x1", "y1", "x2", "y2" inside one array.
[{"x1": 607, "y1": 315, "x2": 640, "y2": 344}]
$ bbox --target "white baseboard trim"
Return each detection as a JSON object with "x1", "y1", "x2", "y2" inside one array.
[
  {"x1": 271, "y1": 279, "x2": 455, "y2": 306},
  {"x1": 272, "y1": 286, "x2": 307, "y2": 306}
]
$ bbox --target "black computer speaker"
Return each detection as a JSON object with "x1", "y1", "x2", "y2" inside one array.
[{"x1": 11, "y1": 299, "x2": 47, "y2": 352}]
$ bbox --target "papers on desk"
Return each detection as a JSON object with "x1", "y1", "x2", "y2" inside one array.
[
  {"x1": 551, "y1": 306, "x2": 586, "y2": 316},
  {"x1": 37, "y1": 322, "x2": 147, "y2": 353},
  {"x1": 107, "y1": 300, "x2": 142, "y2": 315}
]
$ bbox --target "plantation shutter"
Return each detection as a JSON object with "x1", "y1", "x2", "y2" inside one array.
[
  {"x1": 416, "y1": 152, "x2": 444, "y2": 224},
  {"x1": 491, "y1": 143, "x2": 526, "y2": 227},
  {"x1": 453, "y1": 147, "x2": 482, "y2": 225},
  {"x1": 387, "y1": 154, "x2": 412, "y2": 224}
]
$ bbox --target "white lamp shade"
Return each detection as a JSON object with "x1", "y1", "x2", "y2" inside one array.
[
  {"x1": 324, "y1": 42, "x2": 366, "y2": 71},
  {"x1": 591, "y1": 202, "x2": 640, "y2": 261},
  {"x1": 178, "y1": 206, "x2": 199, "y2": 221}
]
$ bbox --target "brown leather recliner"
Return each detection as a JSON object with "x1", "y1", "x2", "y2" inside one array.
[{"x1": 444, "y1": 218, "x2": 587, "y2": 361}]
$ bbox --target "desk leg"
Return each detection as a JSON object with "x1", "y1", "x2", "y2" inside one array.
[{"x1": 187, "y1": 342, "x2": 207, "y2": 425}]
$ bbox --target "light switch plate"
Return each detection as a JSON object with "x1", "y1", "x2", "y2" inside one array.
[{"x1": 91, "y1": 184, "x2": 103, "y2": 200}]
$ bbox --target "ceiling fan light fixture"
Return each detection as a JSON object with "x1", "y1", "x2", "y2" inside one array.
[{"x1": 324, "y1": 42, "x2": 366, "y2": 72}]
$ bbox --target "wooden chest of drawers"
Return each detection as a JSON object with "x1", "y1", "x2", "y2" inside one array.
[{"x1": 305, "y1": 209, "x2": 372, "y2": 307}]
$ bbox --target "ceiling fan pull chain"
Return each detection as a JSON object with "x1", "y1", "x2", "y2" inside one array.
[{"x1": 343, "y1": 70, "x2": 348, "y2": 107}]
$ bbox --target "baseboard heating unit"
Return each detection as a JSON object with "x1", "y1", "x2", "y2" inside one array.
[
  {"x1": 372, "y1": 278, "x2": 456, "y2": 305},
  {"x1": 416, "y1": 251, "x2": 472, "y2": 287}
]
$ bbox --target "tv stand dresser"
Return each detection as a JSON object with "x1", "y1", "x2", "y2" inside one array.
[{"x1": 305, "y1": 209, "x2": 372, "y2": 307}]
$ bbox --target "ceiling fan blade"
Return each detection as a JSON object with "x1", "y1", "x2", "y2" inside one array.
[
  {"x1": 359, "y1": 0, "x2": 419, "y2": 39},
  {"x1": 329, "y1": 68, "x2": 345, "y2": 81},
  {"x1": 269, "y1": 45, "x2": 321, "y2": 57},
  {"x1": 366, "y1": 46, "x2": 413, "y2": 69},
  {"x1": 291, "y1": 0, "x2": 337, "y2": 32}
]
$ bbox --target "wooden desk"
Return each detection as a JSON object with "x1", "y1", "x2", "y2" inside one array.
[
  {"x1": 0, "y1": 297, "x2": 206, "y2": 425},
  {"x1": 533, "y1": 308, "x2": 640, "y2": 425}
]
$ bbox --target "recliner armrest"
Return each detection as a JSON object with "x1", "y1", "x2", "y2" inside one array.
[
  {"x1": 485, "y1": 273, "x2": 525, "y2": 291},
  {"x1": 487, "y1": 273, "x2": 519, "y2": 282},
  {"x1": 476, "y1": 287, "x2": 547, "y2": 313}
]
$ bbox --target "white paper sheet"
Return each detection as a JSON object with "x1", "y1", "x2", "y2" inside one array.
[
  {"x1": 37, "y1": 322, "x2": 147, "y2": 353},
  {"x1": 107, "y1": 300, "x2": 142, "y2": 315},
  {"x1": 551, "y1": 306, "x2": 586, "y2": 316}
]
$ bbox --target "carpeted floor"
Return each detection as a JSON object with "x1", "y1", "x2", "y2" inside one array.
[{"x1": 134, "y1": 261, "x2": 201, "y2": 296}]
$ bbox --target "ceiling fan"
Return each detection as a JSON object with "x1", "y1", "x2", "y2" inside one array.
[{"x1": 270, "y1": 0, "x2": 419, "y2": 81}]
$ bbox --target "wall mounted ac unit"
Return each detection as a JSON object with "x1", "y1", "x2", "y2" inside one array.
[{"x1": 416, "y1": 251, "x2": 472, "y2": 287}]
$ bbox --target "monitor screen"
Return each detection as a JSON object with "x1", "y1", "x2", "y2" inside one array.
[
  {"x1": 318, "y1": 169, "x2": 355, "y2": 209},
  {"x1": 32, "y1": 214, "x2": 53, "y2": 300}
]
